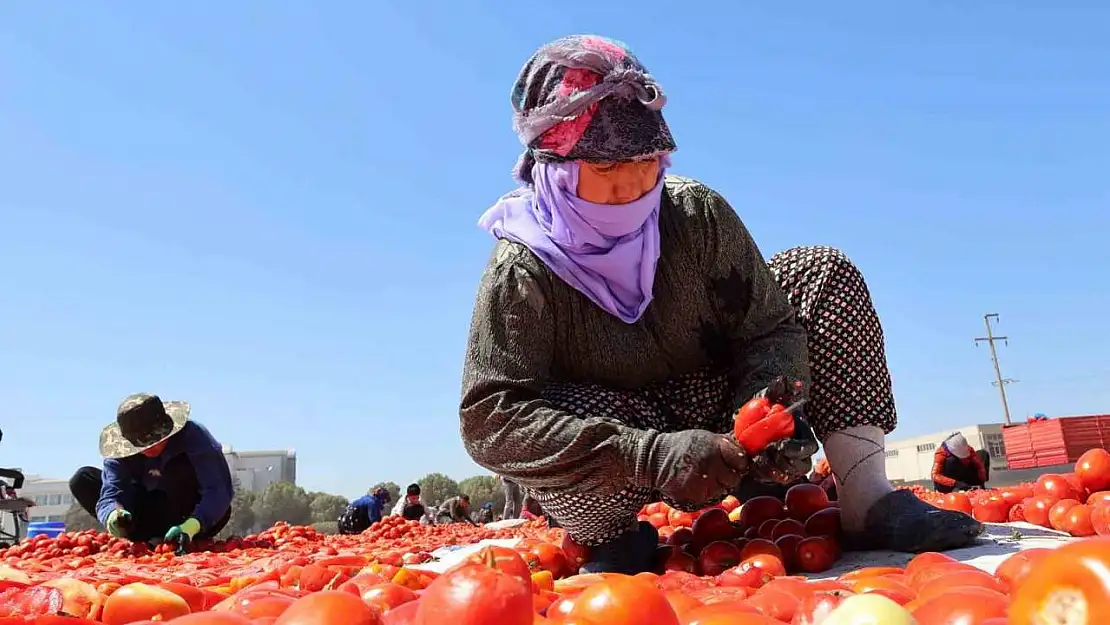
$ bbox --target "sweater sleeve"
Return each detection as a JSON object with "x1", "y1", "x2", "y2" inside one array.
[
  {"x1": 182, "y1": 425, "x2": 235, "y2": 529},
  {"x1": 700, "y1": 189, "x2": 810, "y2": 409},
  {"x1": 96, "y1": 458, "x2": 130, "y2": 526},
  {"x1": 459, "y1": 244, "x2": 661, "y2": 496},
  {"x1": 931, "y1": 448, "x2": 956, "y2": 487}
]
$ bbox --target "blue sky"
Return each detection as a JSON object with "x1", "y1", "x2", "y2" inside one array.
[{"x1": 2, "y1": 2, "x2": 1108, "y2": 498}]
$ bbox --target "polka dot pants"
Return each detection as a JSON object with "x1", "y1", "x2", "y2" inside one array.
[{"x1": 531, "y1": 246, "x2": 898, "y2": 546}]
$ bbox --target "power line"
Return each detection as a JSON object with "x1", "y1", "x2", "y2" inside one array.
[{"x1": 975, "y1": 313, "x2": 1014, "y2": 425}]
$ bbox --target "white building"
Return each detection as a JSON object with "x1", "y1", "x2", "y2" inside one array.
[
  {"x1": 884, "y1": 424, "x2": 1008, "y2": 483},
  {"x1": 222, "y1": 447, "x2": 297, "y2": 493},
  {"x1": 0, "y1": 473, "x2": 74, "y2": 541}
]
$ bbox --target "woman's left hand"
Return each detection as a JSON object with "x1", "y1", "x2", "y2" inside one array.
[{"x1": 749, "y1": 411, "x2": 819, "y2": 484}]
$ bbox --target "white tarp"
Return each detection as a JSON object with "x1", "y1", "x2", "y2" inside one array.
[{"x1": 408, "y1": 521, "x2": 1076, "y2": 577}]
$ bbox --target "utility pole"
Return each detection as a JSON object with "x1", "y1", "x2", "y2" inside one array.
[{"x1": 975, "y1": 313, "x2": 1013, "y2": 425}]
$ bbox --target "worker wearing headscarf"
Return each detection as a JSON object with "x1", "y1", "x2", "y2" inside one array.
[
  {"x1": 932, "y1": 433, "x2": 987, "y2": 493},
  {"x1": 69, "y1": 394, "x2": 233, "y2": 546},
  {"x1": 460, "y1": 35, "x2": 981, "y2": 574}
]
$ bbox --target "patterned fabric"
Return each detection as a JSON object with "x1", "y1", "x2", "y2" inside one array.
[
  {"x1": 523, "y1": 246, "x2": 897, "y2": 546},
  {"x1": 100, "y1": 394, "x2": 191, "y2": 459},
  {"x1": 510, "y1": 35, "x2": 676, "y2": 183},
  {"x1": 766, "y1": 246, "x2": 898, "y2": 442}
]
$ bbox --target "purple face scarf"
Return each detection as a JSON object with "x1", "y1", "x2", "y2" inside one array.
[{"x1": 478, "y1": 157, "x2": 669, "y2": 324}]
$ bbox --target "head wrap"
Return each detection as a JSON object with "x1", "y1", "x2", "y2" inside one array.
[
  {"x1": 479, "y1": 36, "x2": 674, "y2": 324},
  {"x1": 509, "y1": 35, "x2": 676, "y2": 183},
  {"x1": 943, "y1": 432, "x2": 971, "y2": 459}
]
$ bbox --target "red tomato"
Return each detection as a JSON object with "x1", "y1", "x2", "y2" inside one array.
[
  {"x1": 1022, "y1": 496, "x2": 1055, "y2": 527},
  {"x1": 360, "y1": 583, "x2": 417, "y2": 614},
  {"x1": 792, "y1": 591, "x2": 851, "y2": 625},
  {"x1": 39, "y1": 578, "x2": 106, "y2": 620},
  {"x1": 741, "y1": 553, "x2": 788, "y2": 579},
  {"x1": 0, "y1": 586, "x2": 63, "y2": 618},
  {"x1": 1049, "y1": 498, "x2": 1082, "y2": 531},
  {"x1": 911, "y1": 587, "x2": 1009, "y2": 624},
  {"x1": 746, "y1": 587, "x2": 801, "y2": 622},
  {"x1": 1088, "y1": 491, "x2": 1110, "y2": 507},
  {"x1": 803, "y1": 508, "x2": 841, "y2": 539},
  {"x1": 162, "y1": 614, "x2": 254, "y2": 624},
  {"x1": 101, "y1": 583, "x2": 191, "y2": 625},
  {"x1": 697, "y1": 541, "x2": 742, "y2": 577},
  {"x1": 1009, "y1": 538, "x2": 1110, "y2": 624},
  {"x1": 381, "y1": 599, "x2": 420, "y2": 625},
  {"x1": 691, "y1": 509, "x2": 738, "y2": 549},
  {"x1": 971, "y1": 496, "x2": 1009, "y2": 523},
  {"x1": 1092, "y1": 503, "x2": 1110, "y2": 535},
  {"x1": 940, "y1": 492, "x2": 972, "y2": 514},
  {"x1": 915, "y1": 570, "x2": 1005, "y2": 602},
  {"x1": 682, "y1": 601, "x2": 770, "y2": 625},
  {"x1": 1035, "y1": 474, "x2": 1083, "y2": 503},
  {"x1": 565, "y1": 575, "x2": 680, "y2": 625},
  {"x1": 844, "y1": 577, "x2": 915, "y2": 605},
  {"x1": 784, "y1": 484, "x2": 830, "y2": 522},
  {"x1": 464, "y1": 546, "x2": 532, "y2": 586},
  {"x1": 1064, "y1": 504, "x2": 1097, "y2": 536},
  {"x1": 994, "y1": 548, "x2": 1052, "y2": 593},
  {"x1": 771, "y1": 519, "x2": 806, "y2": 541},
  {"x1": 795, "y1": 536, "x2": 837, "y2": 574},
  {"x1": 275, "y1": 591, "x2": 382, "y2": 625},
  {"x1": 415, "y1": 563, "x2": 531, "y2": 625},
  {"x1": 1076, "y1": 449, "x2": 1110, "y2": 493},
  {"x1": 738, "y1": 539, "x2": 782, "y2": 563},
  {"x1": 739, "y1": 497, "x2": 787, "y2": 531}
]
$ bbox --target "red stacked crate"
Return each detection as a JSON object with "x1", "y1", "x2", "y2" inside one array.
[
  {"x1": 1028, "y1": 419, "x2": 1068, "y2": 466},
  {"x1": 1002, "y1": 423, "x2": 1036, "y2": 469},
  {"x1": 1059, "y1": 414, "x2": 1110, "y2": 462}
]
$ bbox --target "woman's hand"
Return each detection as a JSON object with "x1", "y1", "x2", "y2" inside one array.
[
  {"x1": 742, "y1": 377, "x2": 819, "y2": 484},
  {"x1": 649, "y1": 430, "x2": 749, "y2": 507}
]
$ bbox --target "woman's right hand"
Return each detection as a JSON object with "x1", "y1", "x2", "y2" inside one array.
[{"x1": 649, "y1": 430, "x2": 748, "y2": 507}]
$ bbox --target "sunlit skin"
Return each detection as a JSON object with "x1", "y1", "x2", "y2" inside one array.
[
  {"x1": 576, "y1": 158, "x2": 660, "y2": 204},
  {"x1": 141, "y1": 440, "x2": 168, "y2": 458}
]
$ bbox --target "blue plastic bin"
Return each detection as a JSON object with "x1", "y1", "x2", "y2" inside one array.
[{"x1": 25, "y1": 521, "x2": 65, "y2": 540}]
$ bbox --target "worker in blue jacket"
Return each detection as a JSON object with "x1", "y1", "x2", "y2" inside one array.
[
  {"x1": 69, "y1": 394, "x2": 234, "y2": 545},
  {"x1": 338, "y1": 486, "x2": 391, "y2": 534}
]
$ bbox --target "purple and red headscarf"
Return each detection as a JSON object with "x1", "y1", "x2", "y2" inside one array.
[
  {"x1": 509, "y1": 35, "x2": 677, "y2": 183},
  {"x1": 480, "y1": 36, "x2": 677, "y2": 324}
]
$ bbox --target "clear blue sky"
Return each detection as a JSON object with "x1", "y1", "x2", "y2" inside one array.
[{"x1": 2, "y1": 2, "x2": 1108, "y2": 498}]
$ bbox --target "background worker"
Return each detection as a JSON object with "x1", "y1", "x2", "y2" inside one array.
[
  {"x1": 391, "y1": 483, "x2": 434, "y2": 523},
  {"x1": 69, "y1": 394, "x2": 234, "y2": 545},
  {"x1": 500, "y1": 475, "x2": 524, "y2": 520},
  {"x1": 931, "y1": 432, "x2": 988, "y2": 493},
  {"x1": 437, "y1": 494, "x2": 477, "y2": 525},
  {"x1": 338, "y1": 486, "x2": 390, "y2": 534}
]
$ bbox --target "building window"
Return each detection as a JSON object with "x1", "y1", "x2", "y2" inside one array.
[
  {"x1": 916, "y1": 443, "x2": 936, "y2": 453},
  {"x1": 984, "y1": 434, "x2": 1006, "y2": 458},
  {"x1": 885, "y1": 449, "x2": 899, "y2": 458},
  {"x1": 46, "y1": 494, "x2": 62, "y2": 506}
]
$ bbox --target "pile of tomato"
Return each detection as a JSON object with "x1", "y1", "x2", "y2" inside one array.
[
  {"x1": 3, "y1": 447, "x2": 1110, "y2": 623},
  {"x1": 642, "y1": 484, "x2": 842, "y2": 576}
]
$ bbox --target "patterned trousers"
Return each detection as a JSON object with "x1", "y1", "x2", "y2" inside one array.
[{"x1": 531, "y1": 246, "x2": 898, "y2": 546}]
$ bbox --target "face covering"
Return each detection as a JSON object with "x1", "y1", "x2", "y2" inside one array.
[{"x1": 479, "y1": 157, "x2": 668, "y2": 323}]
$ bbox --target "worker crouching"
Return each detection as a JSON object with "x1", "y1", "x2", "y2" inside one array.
[
  {"x1": 69, "y1": 394, "x2": 234, "y2": 547},
  {"x1": 932, "y1": 432, "x2": 987, "y2": 493}
]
